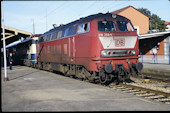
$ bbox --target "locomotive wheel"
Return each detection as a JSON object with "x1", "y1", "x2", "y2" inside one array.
[
  {"x1": 63, "y1": 65, "x2": 70, "y2": 77},
  {"x1": 99, "y1": 70, "x2": 108, "y2": 84},
  {"x1": 37, "y1": 62, "x2": 43, "y2": 70},
  {"x1": 116, "y1": 68, "x2": 127, "y2": 84},
  {"x1": 47, "y1": 63, "x2": 53, "y2": 72},
  {"x1": 130, "y1": 67, "x2": 138, "y2": 76}
]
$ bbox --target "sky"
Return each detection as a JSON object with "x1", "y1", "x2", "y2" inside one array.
[{"x1": 2, "y1": 0, "x2": 170, "y2": 34}]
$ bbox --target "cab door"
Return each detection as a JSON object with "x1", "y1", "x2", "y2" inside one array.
[{"x1": 68, "y1": 36, "x2": 76, "y2": 63}]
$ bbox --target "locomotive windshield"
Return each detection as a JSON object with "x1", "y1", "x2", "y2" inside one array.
[
  {"x1": 117, "y1": 21, "x2": 134, "y2": 31},
  {"x1": 98, "y1": 21, "x2": 116, "y2": 31}
]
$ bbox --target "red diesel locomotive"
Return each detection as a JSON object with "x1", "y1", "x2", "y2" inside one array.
[{"x1": 36, "y1": 13, "x2": 143, "y2": 84}]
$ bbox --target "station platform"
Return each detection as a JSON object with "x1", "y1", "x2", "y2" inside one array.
[
  {"x1": 141, "y1": 63, "x2": 170, "y2": 76},
  {"x1": 1, "y1": 66, "x2": 170, "y2": 111}
]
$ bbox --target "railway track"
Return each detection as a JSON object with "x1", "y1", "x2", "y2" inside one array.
[
  {"x1": 142, "y1": 74, "x2": 170, "y2": 83},
  {"x1": 140, "y1": 71, "x2": 170, "y2": 83},
  {"x1": 108, "y1": 82, "x2": 170, "y2": 104},
  {"x1": 67, "y1": 74, "x2": 170, "y2": 105}
]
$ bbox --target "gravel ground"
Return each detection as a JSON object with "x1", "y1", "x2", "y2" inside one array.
[{"x1": 127, "y1": 77, "x2": 170, "y2": 93}]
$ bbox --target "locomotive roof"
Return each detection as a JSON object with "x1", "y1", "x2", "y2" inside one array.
[{"x1": 42, "y1": 13, "x2": 129, "y2": 35}]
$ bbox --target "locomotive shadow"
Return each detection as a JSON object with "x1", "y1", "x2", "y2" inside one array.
[
  {"x1": 52, "y1": 69, "x2": 135, "y2": 86},
  {"x1": 53, "y1": 70, "x2": 65, "y2": 76},
  {"x1": 109, "y1": 77, "x2": 135, "y2": 85},
  {"x1": 52, "y1": 70, "x2": 81, "y2": 80},
  {"x1": 124, "y1": 78, "x2": 135, "y2": 83}
]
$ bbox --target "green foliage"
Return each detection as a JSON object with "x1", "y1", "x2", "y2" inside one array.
[
  {"x1": 138, "y1": 8, "x2": 166, "y2": 32},
  {"x1": 138, "y1": 8, "x2": 151, "y2": 17}
]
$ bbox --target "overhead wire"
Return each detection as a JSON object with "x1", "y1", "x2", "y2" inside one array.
[
  {"x1": 100, "y1": 1, "x2": 129, "y2": 13},
  {"x1": 19, "y1": 2, "x2": 56, "y2": 29},
  {"x1": 64, "y1": 0, "x2": 129, "y2": 26},
  {"x1": 20, "y1": 1, "x2": 68, "y2": 33},
  {"x1": 36, "y1": 1, "x2": 68, "y2": 23},
  {"x1": 38, "y1": 1, "x2": 129, "y2": 33},
  {"x1": 36, "y1": 1, "x2": 73, "y2": 32},
  {"x1": 63, "y1": 1, "x2": 98, "y2": 25},
  {"x1": 20, "y1": 0, "x2": 130, "y2": 34}
]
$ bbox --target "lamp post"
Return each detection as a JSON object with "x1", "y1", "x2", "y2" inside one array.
[
  {"x1": 31, "y1": 19, "x2": 35, "y2": 35},
  {"x1": 1, "y1": 2, "x2": 8, "y2": 81}
]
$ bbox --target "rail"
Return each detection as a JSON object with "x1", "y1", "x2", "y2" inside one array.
[{"x1": 108, "y1": 82, "x2": 170, "y2": 104}]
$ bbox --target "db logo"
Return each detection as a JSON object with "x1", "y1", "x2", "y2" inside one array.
[{"x1": 115, "y1": 38, "x2": 125, "y2": 47}]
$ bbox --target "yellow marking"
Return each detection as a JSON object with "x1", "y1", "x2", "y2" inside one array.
[
  {"x1": 111, "y1": 60, "x2": 114, "y2": 65},
  {"x1": 144, "y1": 79, "x2": 150, "y2": 82}
]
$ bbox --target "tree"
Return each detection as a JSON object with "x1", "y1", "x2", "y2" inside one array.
[
  {"x1": 138, "y1": 8, "x2": 166, "y2": 32},
  {"x1": 138, "y1": 8, "x2": 151, "y2": 17}
]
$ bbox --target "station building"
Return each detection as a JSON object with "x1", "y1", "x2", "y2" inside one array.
[
  {"x1": 111, "y1": 6, "x2": 170, "y2": 58},
  {"x1": 165, "y1": 21, "x2": 170, "y2": 31},
  {"x1": 111, "y1": 5, "x2": 149, "y2": 35}
]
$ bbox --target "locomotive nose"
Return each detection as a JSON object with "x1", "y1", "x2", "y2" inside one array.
[{"x1": 104, "y1": 64, "x2": 113, "y2": 73}]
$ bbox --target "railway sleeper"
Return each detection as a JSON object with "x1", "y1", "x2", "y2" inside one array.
[
  {"x1": 123, "y1": 90, "x2": 140, "y2": 93},
  {"x1": 155, "y1": 98, "x2": 170, "y2": 102},
  {"x1": 131, "y1": 91, "x2": 147, "y2": 95},
  {"x1": 153, "y1": 96, "x2": 168, "y2": 100},
  {"x1": 145, "y1": 95, "x2": 165, "y2": 99},
  {"x1": 135, "y1": 93, "x2": 155, "y2": 97},
  {"x1": 160, "y1": 100, "x2": 170, "y2": 103}
]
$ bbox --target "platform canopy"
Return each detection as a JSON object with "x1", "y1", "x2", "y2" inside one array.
[
  {"x1": 1, "y1": 26, "x2": 32, "y2": 47},
  {"x1": 138, "y1": 31, "x2": 170, "y2": 40}
]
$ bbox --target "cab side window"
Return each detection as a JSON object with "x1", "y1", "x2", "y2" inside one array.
[
  {"x1": 38, "y1": 36, "x2": 43, "y2": 43},
  {"x1": 64, "y1": 28, "x2": 69, "y2": 37},
  {"x1": 69, "y1": 24, "x2": 78, "y2": 36},
  {"x1": 46, "y1": 34, "x2": 51, "y2": 41},
  {"x1": 52, "y1": 32, "x2": 58, "y2": 40},
  {"x1": 78, "y1": 22, "x2": 90, "y2": 34},
  {"x1": 57, "y1": 31, "x2": 63, "y2": 39}
]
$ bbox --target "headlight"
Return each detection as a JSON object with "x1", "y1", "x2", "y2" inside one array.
[
  {"x1": 101, "y1": 50, "x2": 136, "y2": 57},
  {"x1": 101, "y1": 51, "x2": 107, "y2": 56},
  {"x1": 128, "y1": 50, "x2": 136, "y2": 55},
  {"x1": 132, "y1": 50, "x2": 136, "y2": 55},
  {"x1": 101, "y1": 50, "x2": 112, "y2": 57}
]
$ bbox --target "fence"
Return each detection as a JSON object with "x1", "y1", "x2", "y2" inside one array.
[{"x1": 139, "y1": 54, "x2": 170, "y2": 64}]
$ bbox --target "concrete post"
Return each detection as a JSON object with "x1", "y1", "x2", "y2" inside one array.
[
  {"x1": 1, "y1": 2, "x2": 8, "y2": 81},
  {"x1": 142, "y1": 54, "x2": 143, "y2": 63},
  {"x1": 154, "y1": 54, "x2": 155, "y2": 64},
  {"x1": 169, "y1": 55, "x2": 170, "y2": 65}
]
